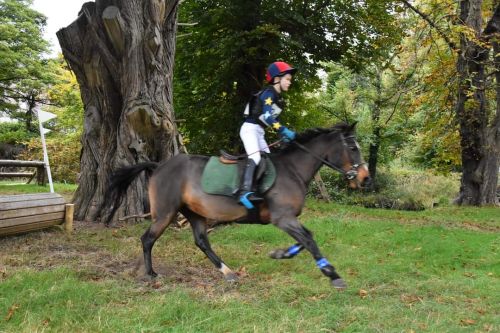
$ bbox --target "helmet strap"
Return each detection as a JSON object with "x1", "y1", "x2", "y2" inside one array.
[{"x1": 270, "y1": 77, "x2": 281, "y2": 93}]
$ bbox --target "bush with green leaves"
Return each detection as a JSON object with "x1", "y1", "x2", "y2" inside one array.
[
  {"x1": 19, "y1": 133, "x2": 81, "y2": 183},
  {"x1": 0, "y1": 122, "x2": 37, "y2": 144},
  {"x1": 310, "y1": 166, "x2": 460, "y2": 210}
]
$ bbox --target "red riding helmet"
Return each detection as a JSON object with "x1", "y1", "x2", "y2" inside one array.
[{"x1": 266, "y1": 61, "x2": 297, "y2": 83}]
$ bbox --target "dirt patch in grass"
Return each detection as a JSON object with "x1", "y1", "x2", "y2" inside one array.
[{"x1": 0, "y1": 221, "x2": 223, "y2": 290}]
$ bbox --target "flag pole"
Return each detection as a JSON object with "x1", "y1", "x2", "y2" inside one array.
[{"x1": 37, "y1": 108, "x2": 54, "y2": 193}]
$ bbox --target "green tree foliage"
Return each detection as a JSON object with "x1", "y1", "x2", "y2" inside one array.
[
  {"x1": 174, "y1": 0, "x2": 402, "y2": 154},
  {"x1": 16, "y1": 57, "x2": 84, "y2": 181},
  {"x1": 0, "y1": 0, "x2": 52, "y2": 131},
  {"x1": 0, "y1": 121, "x2": 36, "y2": 144},
  {"x1": 46, "y1": 56, "x2": 84, "y2": 138},
  {"x1": 318, "y1": 62, "x2": 416, "y2": 173},
  {"x1": 318, "y1": 1, "x2": 465, "y2": 176},
  {"x1": 396, "y1": 0, "x2": 461, "y2": 173}
]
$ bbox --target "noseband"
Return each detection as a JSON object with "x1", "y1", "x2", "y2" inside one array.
[{"x1": 292, "y1": 135, "x2": 365, "y2": 180}]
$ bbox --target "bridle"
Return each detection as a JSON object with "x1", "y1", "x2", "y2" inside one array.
[{"x1": 292, "y1": 134, "x2": 366, "y2": 180}]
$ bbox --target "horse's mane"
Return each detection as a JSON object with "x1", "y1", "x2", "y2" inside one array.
[{"x1": 277, "y1": 122, "x2": 351, "y2": 153}]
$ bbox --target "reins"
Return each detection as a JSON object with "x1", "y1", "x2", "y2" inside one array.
[
  {"x1": 246, "y1": 139, "x2": 284, "y2": 157},
  {"x1": 292, "y1": 141, "x2": 345, "y2": 174},
  {"x1": 292, "y1": 139, "x2": 364, "y2": 180},
  {"x1": 245, "y1": 134, "x2": 364, "y2": 180}
]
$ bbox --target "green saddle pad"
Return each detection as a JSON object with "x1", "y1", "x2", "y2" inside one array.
[{"x1": 201, "y1": 157, "x2": 276, "y2": 196}]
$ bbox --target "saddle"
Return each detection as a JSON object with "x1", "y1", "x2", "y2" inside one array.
[
  {"x1": 201, "y1": 152, "x2": 276, "y2": 197},
  {"x1": 219, "y1": 150, "x2": 245, "y2": 164}
]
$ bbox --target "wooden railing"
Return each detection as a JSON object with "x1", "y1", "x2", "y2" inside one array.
[{"x1": 0, "y1": 160, "x2": 46, "y2": 185}]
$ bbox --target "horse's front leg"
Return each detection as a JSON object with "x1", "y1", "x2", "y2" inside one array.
[{"x1": 274, "y1": 216, "x2": 347, "y2": 289}]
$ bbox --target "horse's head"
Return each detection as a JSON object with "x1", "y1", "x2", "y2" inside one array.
[
  {"x1": 280, "y1": 122, "x2": 371, "y2": 189},
  {"x1": 318, "y1": 122, "x2": 371, "y2": 189}
]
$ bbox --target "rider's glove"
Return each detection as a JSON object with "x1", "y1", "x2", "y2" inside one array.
[{"x1": 279, "y1": 127, "x2": 296, "y2": 143}]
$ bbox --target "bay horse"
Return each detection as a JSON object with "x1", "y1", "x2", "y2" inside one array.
[{"x1": 104, "y1": 122, "x2": 370, "y2": 288}]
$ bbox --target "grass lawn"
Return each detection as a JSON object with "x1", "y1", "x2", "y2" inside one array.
[{"x1": 0, "y1": 184, "x2": 499, "y2": 332}]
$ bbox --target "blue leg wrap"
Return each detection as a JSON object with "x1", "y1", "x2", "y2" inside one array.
[
  {"x1": 285, "y1": 244, "x2": 303, "y2": 257},
  {"x1": 239, "y1": 192, "x2": 255, "y2": 209},
  {"x1": 316, "y1": 258, "x2": 331, "y2": 269}
]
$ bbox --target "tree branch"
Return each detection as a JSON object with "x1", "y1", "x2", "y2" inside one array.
[
  {"x1": 320, "y1": 105, "x2": 349, "y2": 122},
  {"x1": 400, "y1": 0, "x2": 456, "y2": 51}
]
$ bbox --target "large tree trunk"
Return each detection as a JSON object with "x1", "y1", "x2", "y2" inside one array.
[
  {"x1": 57, "y1": 0, "x2": 182, "y2": 221},
  {"x1": 454, "y1": 0, "x2": 499, "y2": 205}
]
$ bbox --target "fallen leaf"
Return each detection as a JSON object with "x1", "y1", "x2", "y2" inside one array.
[
  {"x1": 346, "y1": 268, "x2": 358, "y2": 277},
  {"x1": 418, "y1": 323, "x2": 428, "y2": 330},
  {"x1": 308, "y1": 294, "x2": 327, "y2": 301},
  {"x1": 5, "y1": 304, "x2": 19, "y2": 321},
  {"x1": 476, "y1": 308, "x2": 486, "y2": 315},
  {"x1": 460, "y1": 319, "x2": 476, "y2": 326},
  {"x1": 151, "y1": 281, "x2": 162, "y2": 289},
  {"x1": 483, "y1": 324, "x2": 493, "y2": 332},
  {"x1": 401, "y1": 294, "x2": 423, "y2": 305},
  {"x1": 359, "y1": 289, "x2": 368, "y2": 298},
  {"x1": 236, "y1": 266, "x2": 248, "y2": 278}
]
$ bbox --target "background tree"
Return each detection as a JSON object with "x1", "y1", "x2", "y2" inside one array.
[
  {"x1": 453, "y1": 1, "x2": 499, "y2": 205},
  {"x1": 46, "y1": 56, "x2": 85, "y2": 138},
  {"x1": 174, "y1": 0, "x2": 402, "y2": 154},
  {"x1": 57, "y1": 0, "x2": 182, "y2": 221},
  {"x1": 0, "y1": 0, "x2": 53, "y2": 132},
  {"x1": 402, "y1": 0, "x2": 499, "y2": 205},
  {"x1": 318, "y1": 59, "x2": 418, "y2": 183}
]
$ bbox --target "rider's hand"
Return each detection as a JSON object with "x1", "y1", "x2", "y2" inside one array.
[{"x1": 279, "y1": 127, "x2": 296, "y2": 142}]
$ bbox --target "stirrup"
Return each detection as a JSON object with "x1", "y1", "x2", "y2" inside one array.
[{"x1": 238, "y1": 192, "x2": 263, "y2": 209}]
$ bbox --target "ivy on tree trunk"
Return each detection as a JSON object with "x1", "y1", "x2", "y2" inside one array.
[{"x1": 57, "y1": 0, "x2": 182, "y2": 221}]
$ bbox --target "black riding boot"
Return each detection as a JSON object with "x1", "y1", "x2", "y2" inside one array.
[{"x1": 238, "y1": 159, "x2": 263, "y2": 208}]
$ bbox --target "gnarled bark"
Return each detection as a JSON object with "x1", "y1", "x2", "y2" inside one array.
[
  {"x1": 454, "y1": 0, "x2": 499, "y2": 206},
  {"x1": 57, "y1": 0, "x2": 182, "y2": 221}
]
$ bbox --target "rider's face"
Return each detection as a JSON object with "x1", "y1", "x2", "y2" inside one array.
[{"x1": 279, "y1": 74, "x2": 292, "y2": 92}]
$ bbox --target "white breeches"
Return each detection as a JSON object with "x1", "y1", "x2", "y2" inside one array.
[{"x1": 239, "y1": 122, "x2": 270, "y2": 165}]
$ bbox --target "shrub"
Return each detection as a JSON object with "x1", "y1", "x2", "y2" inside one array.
[
  {"x1": 19, "y1": 134, "x2": 81, "y2": 183},
  {"x1": 0, "y1": 122, "x2": 37, "y2": 144},
  {"x1": 309, "y1": 166, "x2": 460, "y2": 210}
]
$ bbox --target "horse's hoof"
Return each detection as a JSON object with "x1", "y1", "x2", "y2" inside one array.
[
  {"x1": 269, "y1": 249, "x2": 287, "y2": 259},
  {"x1": 224, "y1": 273, "x2": 239, "y2": 283},
  {"x1": 331, "y1": 278, "x2": 347, "y2": 290}
]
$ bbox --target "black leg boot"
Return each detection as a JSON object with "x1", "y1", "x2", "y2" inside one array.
[{"x1": 238, "y1": 159, "x2": 263, "y2": 209}]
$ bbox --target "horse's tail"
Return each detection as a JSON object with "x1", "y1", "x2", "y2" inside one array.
[{"x1": 102, "y1": 162, "x2": 158, "y2": 225}]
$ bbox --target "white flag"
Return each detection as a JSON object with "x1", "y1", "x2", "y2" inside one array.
[
  {"x1": 42, "y1": 127, "x2": 51, "y2": 134},
  {"x1": 38, "y1": 110, "x2": 57, "y2": 123}
]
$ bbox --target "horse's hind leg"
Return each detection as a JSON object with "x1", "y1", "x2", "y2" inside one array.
[
  {"x1": 141, "y1": 211, "x2": 177, "y2": 278},
  {"x1": 181, "y1": 209, "x2": 239, "y2": 282}
]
